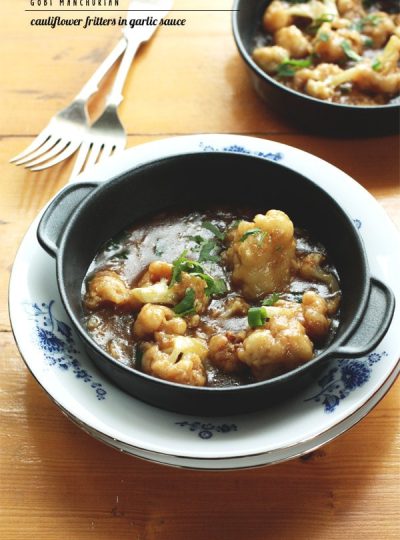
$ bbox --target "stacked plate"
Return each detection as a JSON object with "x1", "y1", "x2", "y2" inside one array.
[{"x1": 9, "y1": 135, "x2": 399, "y2": 470}]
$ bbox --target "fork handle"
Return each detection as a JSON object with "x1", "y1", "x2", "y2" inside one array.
[
  {"x1": 105, "y1": 38, "x2": 142, "y2": 107},
  {"x1": 74, "y1": 37, "x2": 127, "y2": 102}
]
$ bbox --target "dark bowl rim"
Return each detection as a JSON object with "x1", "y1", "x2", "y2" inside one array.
[
  {"x1": 231, "y1": 0, "x2": 400, "y2": 112},
  {"x1": 56, "y1": 151, "x2": 370, "y2": 395}
]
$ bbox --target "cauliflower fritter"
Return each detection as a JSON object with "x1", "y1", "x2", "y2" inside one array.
[
  {"x1": 237, "y1": 292, "x2": 331, "y2": 378},
  {"x1": 362, "y1": 12, "x2": 395, "y2": 48},
  {"x1": 173, "y1": 272, "x2": 209, "y2": 314},
  {"x1": 352, "y1": 64, "x2": 400, "y2": 94},
  {"x1": 294, "y1": 62, "x2": 343, "y2": 100},
  {"x1": 140, "y1": 260, "x2": 209, "y2": 314},
  {"x1": 133, "y1": 304, "x2": 187, "y2": 339},
  {"x1": 295, "y1": 252, "x2": 339, "y2": 291},
  {"x1": 252, "y1": 45, "x2": 289, "y2": 74},
  {"x1": 221, "y1": 297, "x2": 250, "y2": 318},
  {"x1": 302, "y1": 291, "x2": 330, "y2": 340},
  {"x1": 337, "y1": 0, "x2": 365, "y2": 19},
  {"x1": 208, "y1": 332, "x2": 247, "y2": 373},
  {"x1": 84, "y1": 270, "x2": 140, "y2": 311},
  {"x1": 142, "y1": 333, "x2": 208, "y2": 386},
  {"x1": 138, "y1": 260, "x2": 173, "y2": 286},
  {"x1": 225, "y1": 210, "x2": 296, "y2": 300},
  {"x1": 263, "y1": 0, "x2": 293, "y2": 33},
  {"x1": 313, "y1": 23, "x2": 363, "y2": 63},
  {"x1": 238, "y1": 314, "x2": 314, "y2": 374},
  {"x1": 275, "y1": 25, "x2": 312, "y2": 58},
  {"x1": 131, "y1": 279, "x2": 178, "y2": 306}
]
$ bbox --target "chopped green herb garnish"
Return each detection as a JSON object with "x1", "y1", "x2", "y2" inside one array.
[
  {"x1": 240, "y1": 228, "x2": 268, "y2": 244},
  {"x1": 318, "y1": 32, "x2": 330, "y2": 43},
  {"x1": 211, "y1": 278, "x2": 228, "y2": 296},
  {"x1": 202, "y1": 221, "x2": 225, "y2": 241},
  {"x1": 198, "y1": 239, "x2": 220, "y2": 263},
  {"x1": 308, "y1": 13, "x2": 335, "y2": 32},
  {"x1": 188, "y1": 235, "x2": 205, "y2": 245},
  {"x1": 169, "y1": 251, "x2": 204, "y2": 287},
  {"x1": 285, "y1": 58, "x2": 313, "y2": 68},
  {"x1": 169, "y1": 251, "x2": 227, "y2": 298},
  {"x1": 248, "y1": 306, "x2": 269, "y2": 328},
  {"x1": 231, "y1": 219, "x2": 242, "y2": 229},
  {"x1": 277, "y1": 57, "x2": 312, "y2": 78},
  {"x1": 364, "y1": 14, "x2": 382, "y2": 26},
  {"x1": 341, "y1": 40, "x2": 362, "y2": 62},
  {"x1": 262, "y1": 293, "x2": 281, "y2": 306},
  {"x1": 353, "y1": 14, "x2": 381, "y2": 32},
  {"x1": 277, "y1": 63, "x2": 296, "y2": 78},
  {"x1": 352, "y1": 19, "x2": 363, "y2": 32},
  {"x1": 362, "y1": 36, "x2": 374, "y2": 48},
  {"x1": 192, "y1": 273, "x2": 227, "y2": 297},
  {"x1": 372, "y1": 59, "x2": 382, "y2": 71},
  {"x1": 173, "y1": 288, "x2": 196, "y2": 317}
]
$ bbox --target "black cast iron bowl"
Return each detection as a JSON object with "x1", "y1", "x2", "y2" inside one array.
[
  {"x1": 232, "y1": 0, "x2": 400, "y2": 136},
  {"x1": 37, "y1": 152, "x2": 395, "y2": 415}
]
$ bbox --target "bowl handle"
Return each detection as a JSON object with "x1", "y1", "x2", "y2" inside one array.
[
  {"x1": 335, "y1": 277, "x2": 395, "y2": 358},
  {"x1": 37, "y1": 182, "x2": 99, "y2": 257}
]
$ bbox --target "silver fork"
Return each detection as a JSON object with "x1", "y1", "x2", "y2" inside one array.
[
  {"x1": 10, "y1": 38, "x2": 127, "y2": 169},
  {"x1": 70, "y1": 0, "x2": 173, "y2": 180}
]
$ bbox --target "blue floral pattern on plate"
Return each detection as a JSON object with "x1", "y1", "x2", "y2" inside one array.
[
  {"x1": 199, "y1": 141, "x2": 283, "y2": 162},
  {"x1": 175, "y1": 421, "x2": 238, "y2": 439},
  {"x1": 24, "y1": 301, "x2": 107, "y2": 400},
  {"x1": 305, "y1": 352, "x2": 387, "y2": 413}
]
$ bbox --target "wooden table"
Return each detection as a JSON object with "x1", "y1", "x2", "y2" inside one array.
[{"x1": 1, "y1": 1, "x2": 399, "y2": 538}]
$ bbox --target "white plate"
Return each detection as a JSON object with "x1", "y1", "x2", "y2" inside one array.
[{"x1": 9, "y1": 134, "x2": 400, "y2": 470}]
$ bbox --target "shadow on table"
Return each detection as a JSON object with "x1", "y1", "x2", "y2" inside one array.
[{"x1": 22, "y1": 374, "x2": 399, "y2": 540}]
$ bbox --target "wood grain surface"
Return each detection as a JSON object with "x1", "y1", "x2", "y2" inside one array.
[{"x1": 1, "y1": 1, "x2": 399, "y2": 538}]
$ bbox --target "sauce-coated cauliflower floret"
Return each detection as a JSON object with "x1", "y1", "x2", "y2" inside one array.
[
  {"x1": 222, "y1": 297, "x2": 250, "y2": 318},
  {"x1": 136, "y1": 261, "x2": 209, "y2": 313},
  {"x1": 275, "y1": 25, "x2": 312, "y2": 58},
  {"x1": 138, "y1": 261, "x2": 173, "y2": 286},
  {"x1": 352, "y1": 64, "x2": 400, "y2": 94},
  {"x1": 302, "y1": 291, "x2": 330, "y2": 340},
  {"x1": 313, "y1": 23, "x2": 363, "y2": 63},
  {"x1": 337, "y1": 0, "x2": 365, "y2": 19},
  {"x1": 142, "y1": 333, "x2": 208, "y2": 386},
  {"x1": 208, "y1": 332, "x2": 246, "y2": 373},
  {"x1": 173, "y1": 272, "x2": 209, "y2": 314},
  {"x1": 84, "y1": 270, "x2": 140, "y2": 311},
  {"x1": 264, "y1": 0, "x2": 336, "y2": 32},
  {"x1": 133, "y1": 304, "x2": 187, "y2": 339},
  {"x1": 252, "y1": 45, "x2": 289, "y2": 74},
  {"x1": 263, "y1": 1, "x2": 293, "y2": 33},
  {"x1": 131, "y1": 279, "x2": 178, "y2": 306},
  {"x1": 294, "y1": 63, "x2": 343, "y2": 99},
  {"x1": 225, "y1": 210, "x2": 296, "y2": 300},
  {"x1": 362, "y1": 12, "x2": 395, "y2": 48},
  {"x1": 264, "y1": 293, "x2": 331, "y2": 341},
  {"x1": 325, "y1": 35, "x2": 400, "y2": 93},
  {"x1": 238, "y1": 314, "x2": 314, "y2": 374}
]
